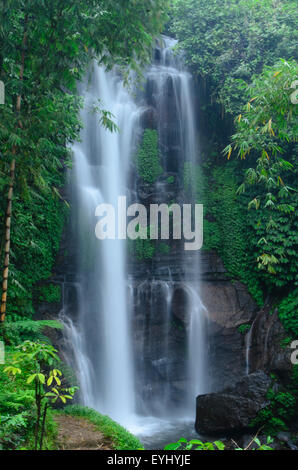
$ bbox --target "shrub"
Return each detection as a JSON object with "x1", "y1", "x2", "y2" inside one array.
[
  {"x1": 136, "y1": 129, "x2": 162, "y2": 184},
  {"x1": 60, "y1": 405, "x2": 143, "y2": 450}
]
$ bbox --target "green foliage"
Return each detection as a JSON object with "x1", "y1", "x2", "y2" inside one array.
[
  {"x1": 278, "y1": 290, "x2": 298, "y2": 337},
  {"x1": 0, "y1": 317, "x2": 72, "y2": 450},
  {"x1": 172, "y1": 3, "x2": 297, "y2": 293},
  {"x1": 280, "y1": 337, "x2": 292, "y2": 349},
  {"x1": 60, "y1": 405, "x2": 143, "y2": 451},
  {"x1": 1, "y1": 319, "x2": 63, "y2": 345},
  {"x1": 158, "y1": 242, "x2": 171, "y2": 255},
  {"x1": 185, "y1": 150, "x2": 297, "y2": 300},
  {"x1": 238, "y1": 324, "x2": 251, "y2": 335},
  {"x1": 244, "y1": 187, "x2": 298, "y2": 289},
  {"x1": 0, "y1": 1, "x2": 169, "y2": 322},
  {"x1": 164, "y1": 438, "x2": 225, "y2": 450},
  {"x1": 291, "y1": 365, "x2": 298, "y2": 394},
  {"x1": 224, "y1": 61, "x2": 298, "y2": 279},
  {"x1": 0, "y1": 344, "x2": 36, "y2": 449},
  {"x1": 0, "y1": 2, "x2": 170, "y2": 445},
  {"x1": 233, "y1": 435, "x2": 274, "y2": 451},
  {"x1": 134, "y1": 238, "x2": 156, "y2": 261},
  {"x1": 129, "y1": 232, "x2": 171, "y2": 261},
  {"x1": 2, "y1": 167, "x2": 68, "y2": 320},
  {"x1": 166, "y1": 175, "x2": 175, "y2": 184},
  {"x1": 164, "y1": 436, "x2": 273, "y2": 450},
  {"x1": 184, "y1": 161, "x2": 263, "y2": 304},
  {"x1": 22, "y1": 407, "x2": 58, "y2": 451},
  {"x1": 36, "y1": 284, "x2": 62, "y2": 303},
  {"x1": 0, "y1": 411, "x2": 31, "y2": 450},
  {"x1": 251, "y1": 389, "x2": 296, "y2": 435},
  {"x1": 171, "y1": 0, "x2": 297, "y2": 115},
  {"x1": 172, "y1": 1, "x2": 297, "y2": 436},
  {"x1": 171, "y1": 319, "x2": 184, "y2": 332},
  {"x1": 0, "y1": 1, "x2": 169, "y2": 94},
  {"x1": 225, "y1": 60, "x2": 297, "y2": 167},
  {"x1": 3, "y1": 340, "x2": 77, "y2": 449},
  {"x1": 225, "y1": 60, "x2": 298, "y2": 213},
  {"x1": 128, "y1": 223, "x2": 156, "y2": 261},
  {"x1": 136, "y1": 129, "x2": 163, "y2": 184},
  {"x1": 203, "y1": 165, "x2": 250, "y2": 278}
]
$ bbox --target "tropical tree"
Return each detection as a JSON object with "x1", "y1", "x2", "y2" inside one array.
[
  {"x1": 4, "y1": 340, "x2": 77, "y2": 450},
  {"x1": 224, "y1": 60, "x2": 298, "y2": 278},
  {"x1": 171, "y1": 0, "x2": 297, "y2": 114},
  {"x1": 0, "y1": 0, "x2": 169, "y2": 322}
]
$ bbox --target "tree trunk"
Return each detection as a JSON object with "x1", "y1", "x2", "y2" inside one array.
[
  {"x1": 0, "y1": 157, "x2": 15, "y2": 322},
  {"x1": 34, "y1": 380, "x2": 42, "y2": 451},
  {"x1": 0, "y1": 20, "x2": 27, "y2": 323},
  {"x1": 39, "y1": 402, "x2": 48, "y2": 450}
]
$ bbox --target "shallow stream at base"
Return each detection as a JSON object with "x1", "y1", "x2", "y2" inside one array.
[{"x1": 126, "y1": 417, "x2": 199, "y2": 450}]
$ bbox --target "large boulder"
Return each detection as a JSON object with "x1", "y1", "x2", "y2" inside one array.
[
  {"x1": 195, "y1": 371, "x2": 272, "y2": 434},
  {"x1": 247, "y1": 307, "x2": 293, "y2": 383}
]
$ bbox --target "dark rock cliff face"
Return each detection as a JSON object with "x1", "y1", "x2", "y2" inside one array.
[
  {"x1": 35, "y1": 211, "x2": 291, "y2": 430},
  {"x1": 194, "y1": 272, "x2": 293, "y2": 434},
  {"x1": 247, "y1": 306, "x2": 293, "y2": 384},
  {"x1": 200, "y1": 255, "x2": 257, "y2": 391},
  {"x1": 195, "y1": 371, "x2": 272, "y2": 434},
  {"x1": 195, "y1": 310, "x2": 293, "y2": 435},
  {"x1": 34, "y1": 39, "x2": 291, "y2": 430},
  {"x1": 128, "y1": 247, "x2": 259, "y2": 413}
]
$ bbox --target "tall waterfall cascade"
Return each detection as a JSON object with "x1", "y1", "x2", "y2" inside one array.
[{"x1": 62, "y1": 36, "x2": 209, "y2": 437}]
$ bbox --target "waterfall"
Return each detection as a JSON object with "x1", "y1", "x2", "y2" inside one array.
[
  {"x1": 63, "y1": 64, "x2": 139, "y2": 425},
  {"x1": 245, "y1": 319, "x2": 256, "y2": 375},
  {"x1": 131, "y1": 36, "x2": 208, "y2": 419},
  {"x1": 63, "y1": 37, "x2": 208, "y2": 437},
  {"x1": 187, "y1": 285, "x2": 208, "y2": 409}
]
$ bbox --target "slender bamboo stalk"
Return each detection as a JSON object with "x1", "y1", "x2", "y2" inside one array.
[
  {"x1": 35, "y1": 396, "x2": 41, "y2": 450},
  {"x1": 39, "y1": 402, "x2": 48, "y2": 450},
  {"x1": 0, "y1": 157, "x2": 15, "y2": 322},
  {"x1": 0, "y1": 20, "x2": 27, "y2": 323}
]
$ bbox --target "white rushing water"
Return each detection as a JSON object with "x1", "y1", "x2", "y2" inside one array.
[
  {"x1": 64, "y1": 64, "x2": 139, "y2": 426},
  {"x1": 63, "y1": 37, "x2": 208, "y2": 439},
  {"x1": 141, "y1": 37, "x2": 209, "y2": 416}
]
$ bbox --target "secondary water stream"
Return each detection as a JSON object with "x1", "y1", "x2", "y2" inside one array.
[{"x1": 62, "y1": 36, "x2": 209, "y2": 447}]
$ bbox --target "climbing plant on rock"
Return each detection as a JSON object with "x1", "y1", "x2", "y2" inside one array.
[{"x1": 136, "y1": 129, "x2": 163, "y2": 184}]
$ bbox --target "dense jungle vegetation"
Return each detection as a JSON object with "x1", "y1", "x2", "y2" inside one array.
[
  {"x1": 0, "y1": 0, "x2": 297, "y2": 450},
  {"x1": 173, "y1": 0, "x2": 298, "y2": 439}
]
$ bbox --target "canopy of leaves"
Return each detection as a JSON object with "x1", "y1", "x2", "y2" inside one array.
[
  {"x1": 171, "y1": 0, "x2": 297, "y2": 114},
  {"x1": 0, "y1": 0, "x2": 169, "y2": 319},
  {"x1": 224, "y1": 60, "x2": 298, "y2": 279}
]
